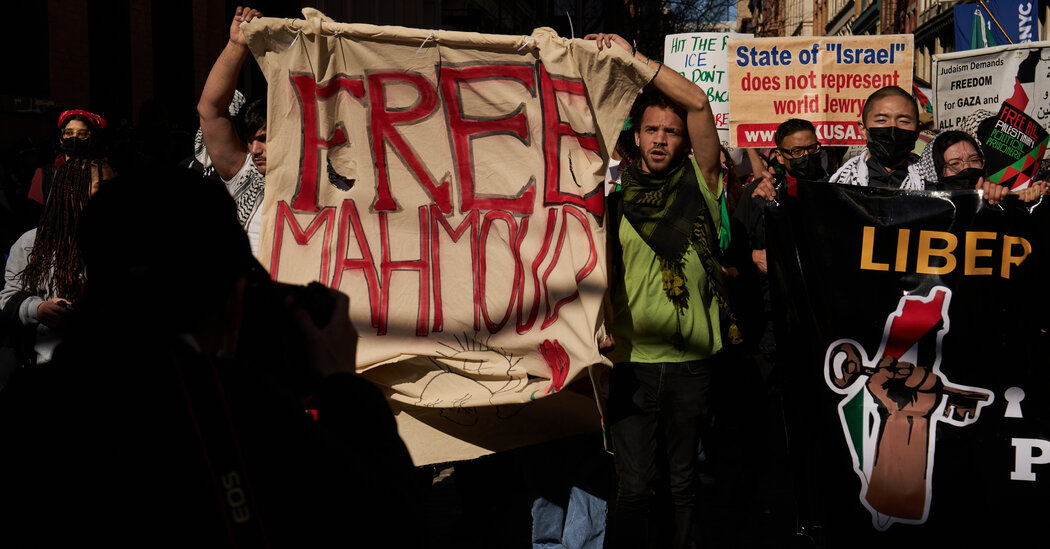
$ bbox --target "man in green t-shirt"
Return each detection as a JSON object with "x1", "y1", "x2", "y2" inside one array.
[{"x1": 589, "y1": 32, "x2": 771, "y2": 549}]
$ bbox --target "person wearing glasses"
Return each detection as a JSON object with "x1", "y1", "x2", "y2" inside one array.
[
  {"x1": 926, "y1": 130, "x2": 1046, "y2": 203},
  {"x1": 28, "y1": 109, "x2": 107, "y2": 207},
  {"x1": 828, "y1": 85, "x2": 1038, "y2": 208},
  {"x1": 769, "y1": 119, "x2": 827, "y2": 184},
  {"x1": 736, "y1": 118, "x2": 827, "y2": 275},
  {"x1": 729, "y1": 119, "x2": 827, "y2": 440}
]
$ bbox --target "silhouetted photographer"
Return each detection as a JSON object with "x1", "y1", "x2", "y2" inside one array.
[{"x1": 0, "y1": 167, "x2": 417, "y2": 547}]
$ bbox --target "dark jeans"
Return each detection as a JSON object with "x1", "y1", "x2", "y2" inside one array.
[{"x1": 606, "y1": 358, "x2": 719, "y2": 549}]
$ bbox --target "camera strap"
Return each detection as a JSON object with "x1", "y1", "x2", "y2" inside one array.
[{"x1": 171, "y1": 346, "x2": 270, "y2": 548}]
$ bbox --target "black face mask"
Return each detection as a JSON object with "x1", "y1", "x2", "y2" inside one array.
[
  {"x1": 786, "y1": 152, "x2": 828, "y2": 181},
  {"x1": 60, "y1": 136, "x2": 93, "y2": 158},
  {"x1": 866, "y1": 127, "x2": 917, "y2": 167},
  {"x1": 939, "y1": 167, "x2": 984, "y2": 190}
]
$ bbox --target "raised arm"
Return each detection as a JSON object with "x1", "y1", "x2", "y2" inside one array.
[
  {"x1": 197, "y1": 6, "x2": 261, "y2": 181},
  {"x1": 586, "y1": 33, "x2": 721, "y2": 189}
]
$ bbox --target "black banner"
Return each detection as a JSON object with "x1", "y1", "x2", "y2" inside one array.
[{"x1": 768, "y1": 182, "x2": 1050, "y2": 546}]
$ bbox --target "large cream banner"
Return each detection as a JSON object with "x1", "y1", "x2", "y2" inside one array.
[
  {"x1": 242, "y1": 10, "x2": 653, "y2": 464},
  {"x1": 728, "y1": 35, "x2": 913, "y2": 148}
]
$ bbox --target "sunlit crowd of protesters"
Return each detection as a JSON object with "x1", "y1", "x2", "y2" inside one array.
[{"x1": 1, "y1": 5, "x2": 1048, "y2": 548}]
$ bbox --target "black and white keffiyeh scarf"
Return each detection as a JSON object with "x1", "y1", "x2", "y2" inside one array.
[
  {"x1": 830, "y1": 150, "x2": 927, "y2": 190},
  {"x1": 192, "y1": 90, "x2": 265, "y2": 230}
]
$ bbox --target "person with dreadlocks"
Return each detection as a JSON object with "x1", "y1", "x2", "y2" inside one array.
[
  {"x1": 1, "y1": 158, "x2": 114, "y2": 370},
  {"x1": 586, "y1": 33, "x2": 772, "y2": 549},
  {"x1": 28, "y1": 109, "x2": 108, "y2": 207}
]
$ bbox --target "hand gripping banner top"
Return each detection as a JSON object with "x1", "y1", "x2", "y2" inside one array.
[{"x1": 242, "y1": 10, "x2": 654, "y2": 463}]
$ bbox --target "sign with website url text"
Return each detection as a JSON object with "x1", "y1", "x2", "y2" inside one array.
[{"x1": 727, "y1": 35, "x2": 913, "y2": 148}]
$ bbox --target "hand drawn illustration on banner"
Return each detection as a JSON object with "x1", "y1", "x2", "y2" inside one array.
[
  {"x1": 767, "y1": 179, "x2": 1050, "y2": 542},
  {"x1": 825, "y1": 287, "x2": 994, "y2": 530},
  {"x1": 242, "y1": 9, "x2": 654, "y2": 464}
]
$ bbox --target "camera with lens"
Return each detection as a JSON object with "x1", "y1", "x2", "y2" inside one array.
[
  {"x1": 272, "y1": 280, "x2": 336, "y2": 329},
  {"x1": 238, "y1": 274, "x2": 337, "y2": 396}
]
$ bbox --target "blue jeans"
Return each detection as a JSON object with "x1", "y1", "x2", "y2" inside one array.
[
  {"x1": 606, "y1": 358, "x2": 719, "y2": 549},
  {"x1": 532, "y1": 486, "x2": 607, "y2": 549},
  {"x1": 527, "y1": 432, "x2": 613, "y2": 549}
]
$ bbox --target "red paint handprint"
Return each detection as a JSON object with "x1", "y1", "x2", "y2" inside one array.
[{"x1": 539, "y1": 339, "x2": 569, "y2": 394}]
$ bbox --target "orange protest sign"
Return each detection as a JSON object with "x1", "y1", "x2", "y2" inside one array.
[{"x1": 728, "y1": 35, "x2": 913, "y2": 148}]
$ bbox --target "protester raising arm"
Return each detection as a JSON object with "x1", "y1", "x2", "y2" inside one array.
[
  {"x1": 586, "y1": 33, "x2": 721, "y2": 185},
  {"x1": 586, "y1": 33, "x2": 775, "y2": 201},
  {"x1": 197, "y1": 6, "x2": 262, "y2": 181}
]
